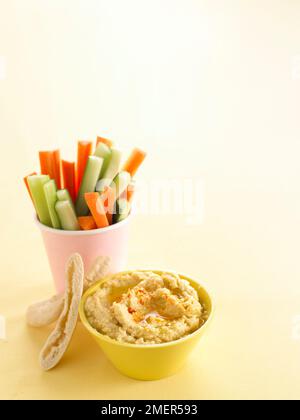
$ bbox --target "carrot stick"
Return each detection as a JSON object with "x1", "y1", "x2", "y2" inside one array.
[
  {"x1": 39, "y1": 150, "x2": 62, "y2": 188},
  {"x1": 76, "y1": 141, "x2": 93, "y2": 194},
  {"x1": 39, "y1": 151, "x2": 55, "y2": 178},
  {"x1": 121, "y1": 180, "x2": 135, "y2": 203},
  {"x1": 84, "y1": 192, "x2": 109, "y2": 229},
  {"x1": 53, "y1": 149, "x2": 62, "y2": 189},
  {"x1": 78, "y1": 216, "x2": 97, "y2": 231},
  {"x1": 62, "y1": 160, "x2": 76, "y2": 202},
  {"x1": 24, "y1": 172, "x2": 37, "y2": 203},
  {"x1": 127, "y1": 187, "x2": 135, "y2": 203},
  {"x1": 101, "y1": 186, "x2": 116, "y2": 225},
  {"x1": 96, "y1": 136, "x2": 113, "y2": 148},
  {"x1": 122, "y1": 148, "x2": 146, "y2": 177}
]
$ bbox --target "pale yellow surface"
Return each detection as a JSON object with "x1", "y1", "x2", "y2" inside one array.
[{"x1": 1, "y1": 0, "x2": 300, "y2": 400}]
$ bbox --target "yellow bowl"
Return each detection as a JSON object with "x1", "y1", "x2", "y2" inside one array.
[{"x1": 79, "y1": 270, "x2": 214, "y2": 381}]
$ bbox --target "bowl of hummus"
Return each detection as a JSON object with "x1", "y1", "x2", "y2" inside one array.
[{"x1": 80, "y1": 270, "x2": 213, "y2": 381}]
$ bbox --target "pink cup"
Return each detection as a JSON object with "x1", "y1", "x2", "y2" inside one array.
[{"x1": 35, "y1": 216, "x2": 131, "y2": 293}]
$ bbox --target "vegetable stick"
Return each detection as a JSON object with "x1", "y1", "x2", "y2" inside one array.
[
  {"x1": 114, "y1": 198, "x2": 131, "y2": 224},
  {"x1": 122, "y1": 148, "x2": 146, "y2": 177},
  {"x1": 84, "y1": 192, "x2": 109, "y2": 229},
  {"x1": 39, "y1": 151, "x2": 55, "y2": 178},
  {"x1": 94, "y1": 143, "x2": 112, "y2": 179},
  {"x1": 27, "y1": 175, "x2": 52, "y2": 227},
  {"x1": 96, "y1": 147, "x2": 122, "y2": 193},
  {"x1": 127, "y1": 180, "x2": 136, "y2": 203},
  {"x1": 55, "y1": 201, "x2": 80, "y2": 231},
  {"x1": 62, "y1": 160, "x2": 76, "y2": 202},
  {"x1": 44, "y1": 180, "x2": 61, "y2": 229},
  {"x1": 112, "y1": 171, "x2": 131, "y2": 199},
  {"x1": 120, "y1": 180, "x2": 136, "y2": 203},
  {"x1": 76, "y1": 156, "x2": 103, "y2": 216},
  {"x1": 39, "y1": 150, "x2": 62, "y2": 189},
  {"x1": 96, "y1": 136, "x2": 113, "y2": 148},
  {"x1": 100, "y1": 186, "x2": 116, "y2": 225},
  {"x1": 24, "y1": 172, "x2": 37, "y2": 203},
  {"x1": 76, "y1": 141, "x2": 93, "y2": 193},
  {"x1": 78, "y1": 216, "x2": 97, "y2": 231},
  {"x1": 57, "y1": 189, "x2": 76, "y2": 213},
  {"x1": 53, "y1": 149, "x2": 62, "y2": 189}
]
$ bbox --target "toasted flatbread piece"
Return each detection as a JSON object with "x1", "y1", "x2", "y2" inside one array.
[
  {"x1": 39, "y1": 253, "x2": 84, "y2": 371},
  {"x1": 27, "y1": 256, "x2": 111, "y2": 328},
  {"x1": 27, "y1": 294, "x2": 64, "y2": 328},
  {"x1": 84, "y1": 256, "x2": 111, "y2": 291}
]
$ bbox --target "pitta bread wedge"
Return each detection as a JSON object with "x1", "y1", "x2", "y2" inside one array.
[
  {"x1": 27, "y1": 256, "x2": 111, "y2": 328},
  {"x1": 39, "y1": 253, "x2": 84, "y2": 371},
  {"x1": 27, "y1": 294, "x2": 64, "y2": 328},
  {"x1": 83, "y1": 256, "x2": 111, "y2": 291}
]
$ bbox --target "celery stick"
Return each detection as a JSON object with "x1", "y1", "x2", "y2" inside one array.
[
  {"x1": 55, "y1": 201, "x2": 80, "y2": 231},
  {"x1": 112, "y1": 171, "x2": 131, "y2": 199},
  {"x1": 57, "y1": 189, "x2": 75, "y2": 212},
  {"x1": 75, "y1": 156, "x2": 103, "y2": 216},
  {"x1": 96, "y1": 147, "x2": 122, "y2": 193},
  {"x1": 44, "y1": 180, "x2": 61, "y2": 229},
  {"x1": 27, "y1": 175, "x2": 52, "y2": 227},
  {"x1": 114, "y1": 198, "x2": 131, "y2": 224},
  {"x1": 94, "y1": 143, "x2": 112, "y2": 179}
]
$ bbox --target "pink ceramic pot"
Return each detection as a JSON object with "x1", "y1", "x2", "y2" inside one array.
[{"x1": 35, "y1": 216, "x2": 131, "y2": 293}]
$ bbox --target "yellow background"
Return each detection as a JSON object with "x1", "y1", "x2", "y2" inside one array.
[{"x1": 1, "y1": 0, "x2": 300, "y2": 400}]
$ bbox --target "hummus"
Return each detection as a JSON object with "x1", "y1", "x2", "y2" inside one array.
[{"x1": 85, "y1": 271, "x2": 206, "y2": 345}]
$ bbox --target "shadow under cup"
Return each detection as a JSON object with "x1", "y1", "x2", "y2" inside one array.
[{"x1": 35, "y1": 215, "x2": 131, "y2": 293}]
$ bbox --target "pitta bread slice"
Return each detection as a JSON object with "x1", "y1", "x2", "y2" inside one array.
[
  {"x1": 27, "y1": 256, "x2": 111, "y2": 328},
  {"x1": 39, "y1": 253, "x2": 84, "y2": 371},
  {"x1": 27, "y1": 294, "x2": 64, "y2": 328}
]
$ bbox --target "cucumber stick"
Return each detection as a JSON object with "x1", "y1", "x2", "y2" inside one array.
[
  {"x1": 96, "y1": 147, "x2": 122, "y2": 193},
  {"x1": 43, "y1": 180, "x2": 61, "y2": 229},
  {"x1": 112, "y1": 171, "x2": 131, "y2": 199},
  {"x1": 94, "y1": 143, "x2": 112, "y2": 179},
  {"x1": 57, "y1": 189, "x2": 75, "y2": 212},
  {"x1": 114, "y1": 198, "x2": 131, "y2": 224},
  {"x1": 55, "y1": 201, "x2": 80, "y2": 230},
  {"x1": 27, "y1": 175, "x2": 52, "y2": 227},
  {"x1": 75, "y1": 156, "x2": 103, "y2": 216}
]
